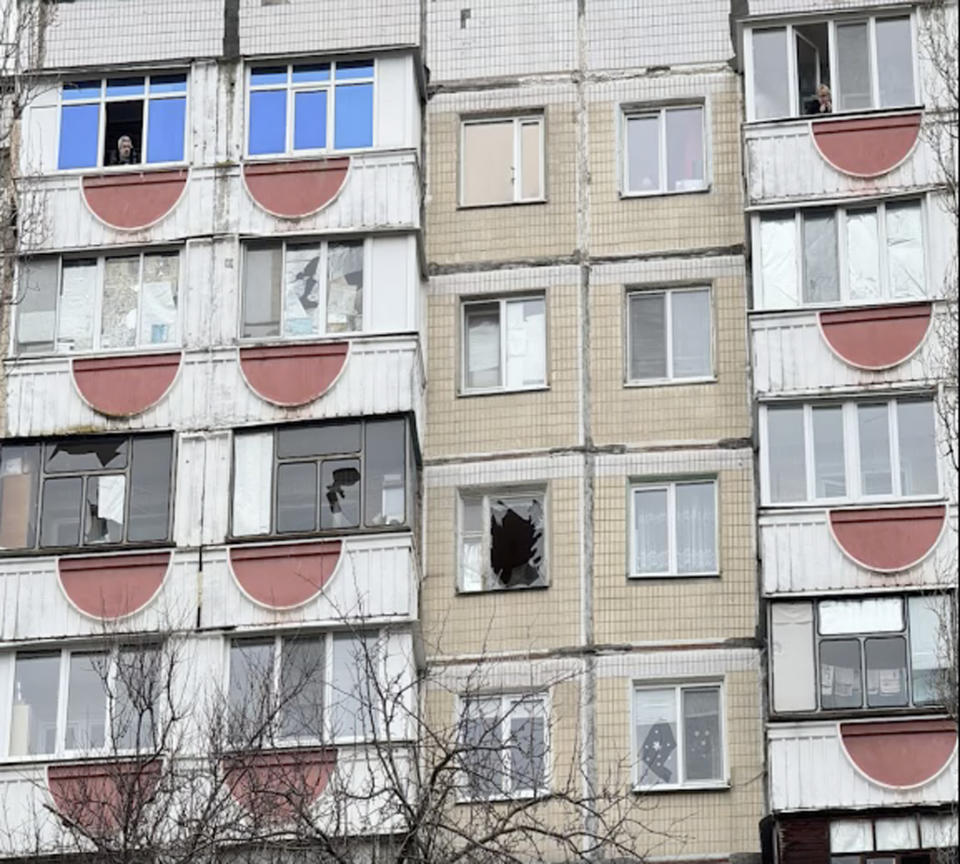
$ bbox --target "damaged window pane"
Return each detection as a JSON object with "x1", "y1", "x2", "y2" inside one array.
[
  {"x1": 46, "y1": 438, "x2": 128, "y2": 472},
  {"x1": 489, "y1": 496, "x2": 545, "y2": 589},
  {"x1": 284, "y1": 244, "x2": 322, "y2": 337},
  {"x1": 320, "y1": 459, "x2": 361, "y2": 529},
  {"x1": 140, "y1": 253, "x2": 179, "y2": 345},
  {"x1": 58, "y1": 260, "x2": 97, "y2": 352},
  {"x1": 326, "y1": 242, "x2": 363, "y2": 333},
  {"x1": 84, "y1": 474, "x2": 126, "y2": 544},
  {"x1": 101, "y1": 256, "x2": 141, "y2": 349},
  {"x1": 0, "y1": 445, "x2": 40, "y2": 550}
]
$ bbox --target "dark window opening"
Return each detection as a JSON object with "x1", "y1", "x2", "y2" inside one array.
[
  {"x1": 796, "y1": 23, "x2": 831, "y2": 115},
  {"x1": 489, "y1": 497, "x2": 544, "y2": 589},
  {"x1": 105, "y1": 100, "x2": 143, "y2": 165}
]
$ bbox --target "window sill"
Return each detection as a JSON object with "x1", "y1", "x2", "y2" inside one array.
[
  {"x1": 238, "y1": 332, "x2": 417, "y2": 349},
  {"x1": 54, "y1": 162, "x2": 188, "y2": 177},
  {"x1": 456, "y1": 198, "x2": 548, "y2": 211},
  {"x1": 620, "y1": 184, "x2": 711, "y2": 200},
  {"x1": 748, "y1": 297, "x2": 935, "y2": 316},
  {"x1": 633, "y1": 780, "x2": 730, "y2": 794},
  {"x1": 0, "y1": 542, "x2": 175, "y2": 560},
  {"x1": 743, "y1": 104, "x2": 924, "y2": 128},
  {"x1": 6, "y1": 344, "x2": 182, "y2": 363},
  {"x1": 456, "y1": 582, "x2": 550, "y2": 596},
  {"x1": 760, "y1": 495, "x2": 947, "y2": 511},
  {"x1": 770, "y1": 706, "x2": 949, "y2": 724},
  {"x1": 242, "y1": 146, "x2": 375, "y2": 163},
  {"x1": 627, "y1": 571, "x2": 721, "y2": 581},
  {"x1": 457, "y1": 384, "x2": 550, "y2": 399},
  {"x1": 226, "y1": 525, "x2": 413, "y2": 546},
  {"x1": 624, "y1": 376, "x2": 716, "y2": 389},
  {"x1": 0, "y1": 751, "x2": 148, "y2": 767}
]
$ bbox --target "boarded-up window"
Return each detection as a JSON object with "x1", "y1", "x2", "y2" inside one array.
[{"x1": 461, "y1": 116, "x2": 543, "y2": 206}]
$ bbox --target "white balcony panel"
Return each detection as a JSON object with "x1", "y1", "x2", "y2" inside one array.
[
  {"x1": 768, "y1": 722, "x2": 958, "y2": 813},
  {"x1": 760, "y1": 508, "x2": 957, "y2": 596},
  {"x1": 3, "y1": 337, "x2": 424, "y2": 439}
]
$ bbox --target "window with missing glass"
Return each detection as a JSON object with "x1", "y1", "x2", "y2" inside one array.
[
  {"x1": 227, "y1": 631, "x2": 379, "y2": 746},
  {"x1": 461, "y1": 296, "x2": 546, "y2": 392},
  {"x1": 15, "y1": 251, "x2": 181, "y2": 354},
  {"x1": 460, "y1": 115, "x2": 544, "y2": 206},
  {"x1": 763, "y1": 398, "x2": 939, "y2": 505},
  {"x1": 241, "y1": 240, "x2": 364, "y2": 339},
  {"x1": 458, "y1": 489, "x2": 546, "y2": 593},
  {"x1": 626, "y1": 287, "x2": 712, "y2": 381},
  {"x1": 622, "y1": 105, "x2": 707, "y2": 195},
  {"x1": 7, "y1": 644, "x2": 160, "y2": 758},
  {"x1": 754, "y1": 200, "x2": 926, "y2": 310},
  {"x1": 0, "y1": 435, "x2": 174, "y2": 552},
  {"x1": 769, "y1": 595, "x2": 953, "y2": 714},
  {"x1": 231, "y1": 418, "x2": 415, "y2": 538},
  {"x1": 247, "y1": 60, "x2": 374, "y2": 156}
]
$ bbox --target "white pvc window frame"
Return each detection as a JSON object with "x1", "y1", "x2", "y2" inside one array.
[
  {"x1": 620, "y1": 104, "x2": 709, "y2": 197},
  {"x1": 458, "y1": 115, "x2": 545, "y2": 207},
  {"x1": 759, "y1": 398, "x2": 942, "y2": 506}
]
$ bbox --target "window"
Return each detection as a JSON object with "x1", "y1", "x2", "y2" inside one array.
[
  {"x1": 769, "y1": 595, "x2": 953, "y2": 713},
  {"x1": 460, "y1": 116, "x2": 544, "y2": 206},
  {"x1": 15, "y1": 251, "x2": 181, "y2": 354},
  {"x1": 459, "y1": 694, "x2": 547, "y2": 799},
  {"x1": 458, "y1": 490, "x2": 546, "y2": 592},
  {"x1": 622, "y1": 105, "x2": 706, "y2": 195},
  {"x1": 626, "y1": 287, "x2": 712, "y2": 381},
  {"x1": 461, "y1": 296, "x2": 546, "y2": 392},
  {"x1": 231, "y1": 418, "x2": 414, "y2": 538},
  {"x1": 58, "y1": 74, "x2": 187, "y2": 170},
  {"x1": 831, "y1": 813, "x2": 958, "y2": 856},
  {"x1": 227, "y1": 631, "x2": 379, "y2": 745},
  {"x1": 0, "y1": 434, "x2": 174, "y2": 551},
  {"x1": 247, "y1": 60, "x2": 374, "y2": 156},
  {"x1": 763, "y1": 398, "x2": 938, "y2": 505},
  {"x1": 7, "y1": 645, "x2": 159, "y2": 758},
  {"x1": 755, "y1": 200, "x2": 926, "y2": 309},
  {"x1": 747, "y1": 16, "x2": 915, "y2": 120},
  {"x1": 633, "y1": 683, "x2": 724, "y2": 789},
  {"x1": 241, "y1": 240, "x2": 364, "y2": 339},
  {"x1": 630, "y1": 480, "x2": 717, "y2": 577}
]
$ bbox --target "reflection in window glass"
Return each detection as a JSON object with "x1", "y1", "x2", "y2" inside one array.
[
  {"x1": 909, "y1": 595, "x2": 951, "y2": 704},
  {"x1": 114, "y1": 647, "x2": 159, "y2": 751},
  {"x1": 897, "y1": 401, "x2": 938, "y2": 495},
  {"x1": 836, "y1": 22, "x2": 872, "y2": 111},
  {"x1": 509, "y1": 701, "x2": 546, "y2": 793},
  {"x1": 228, "y1": 641, "x2": 274, "y2": 744},
  {"x1": 865, "y1": 637, "x2": 908, "y2": 708},
  {"x1": 334, "y1": 83, "x2": 373, "y2": 149},
  {"x1": 66, "y1": 653, "x2": 108, "y2": 750},
  {"x1": 820, "y1": 639, "x2": 862, "y2": 709},
  {"x1": 128, "y1": 436, "x2": 173, "y2": 543},
  {"x1": 330, "y1": 634, "x2": 378, "y2": 740},
  {"x1": 279, "y1": 637, "x2": 325, "y2": 739},
  {"x1": 276, "y1": 422, "x2": 360, "y2": 459},
  {"x1": 326, "y1": 243, "x2": 363, "y2": 333},
  {"x1": 812, "y1": 407, "x2": 846, "y2": 498},
  {"x1": 802, "y1": 212, "x2": 839, "y2": 303},
  {"x1": 876, "y1": 18, "x2": 915, "y2": 108},
  {"x1": 768, "y1": 407, "x2": 806, "y2": 502},
  {"x1": 752, "y1": 29, "x2": 790, "y2": 119},
  {"x1": 635, "y1": 688, "x2": 678, "y2": 786},
  {"x1": 40, "y1": 476, "x2": 83, "y2": 548},
  {"x1": 364, "y1": 420, "x2": 406, "y2": 527},
  {"x1": 625, "y1": 115, "x2": 660, "y2": 193},
  {"x1": 665, "y1": 107, "x2": 705, "y2": 192},
  {"x1": 276, "y1": 462, "x2": 318, "y2": 533},
  {"x1": 858, "y1": 404, "x2": 892, "y2": 495},
  {"x1": 11, "y1": 654, "x2": 59, "y2": 755},
  {"x1": 462, "y1": 699, "x2": 506, "y2": 798},
  {"x1": 628, "y1": 293, "x2": 666, "y2": 380}
]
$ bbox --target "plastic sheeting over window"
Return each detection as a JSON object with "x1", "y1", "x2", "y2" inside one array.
[{"x1": 770, "y1": 603, "x2": 816, "y2": 712}]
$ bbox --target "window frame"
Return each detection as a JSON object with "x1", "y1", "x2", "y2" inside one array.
[
  {"x1": 760, "y1": 398, "x2": 942, "y2": 507},
  {"x1": 244, "y1": 59, "x2": 377, "y2": 159},
  {"x1": 744, "y1": 12, "x2": 920, "y2": 122},
  {"x1": 620, "y1": 103, "x2": 710, "y2": 198},
  {"x1": 238, "y1": 238, "x2": 370, "y2": 342},
  {"x1": 751, "y1": 198, "x2": 930, "y2": 310},
  {"x1": 456, "y1": 691, "x2": 551, "y2": 802},
  {"x1": 458, "y1": 114, "x2": 546, "y2": 208},
  {"x1": 13, "y1": 249, "x2": 185, "y2": 356},
  {"x1": 628, "y1": 478, "x2": 719, "y2": 578},
  {"x1": 459, "y1": 294, "x2": 549, "y2": 395},
  {"x1": 631, "y1": 680, "x2": 728, "y2": 792},
  {"x1": 56, "y1": 73, "x2": 190, "y2": 173},
  {"x1": 456, "y1": 486, "x2": 548, "y2": 594},
  {"x1": 624, "y1": 285, "x2": 715, "y2": 385}
]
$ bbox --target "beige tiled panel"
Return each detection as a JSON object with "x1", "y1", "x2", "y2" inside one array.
[
  {"x1": 588, "y1": 72, "x2": 744, "y2": 258},
  {"x1": 424, "y1": 267, "x2": 581, "y2": 459},
  {"x1": 590, "y1": 257, "x2": 751, "y2": 447},
  {"x1": 422, "y1": 475, "x2": 582, "y2": 660},
  {"x1": 425, "y1": 85, "x2": 578, "y2": 266},
  {"x1": 593, "y1": 453, "x2": 757, "y2": 645}
]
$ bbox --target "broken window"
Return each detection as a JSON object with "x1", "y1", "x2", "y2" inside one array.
[
  {"x1": 631, "y1": 480, "x2": 717, "y2": 576},
  {"x1": 247, "y1": 60, "x2": 373, "y2": 156},
  {"x1": 14, "y1": 251, "x2": 180, "y2": 354},
  {"x1": 58, "y1": 74, "x2": 187, "y2": 170},
  {"x1": 242, "y1": 239, "x2": 364, "y2": 339},
  {"x1": 458, "y1": 490, "x2": 546, "y2": 592},
  {"x1": 231, "y1": 419, "x2": 413, "y2": 538},
  {"x1": 0, "y1": 434, "x2": 173, "y2": 552},
  {"x1": 460, "y1": 115, "x2": 544, "y2": 206},
  {"x1": 634, "y1": 683, "x2": 723, "y2": 788},
  {"x1": 462, "y1": 295, "x2": 546, "y2": 392},
  {"x1": 627, "y1": 287, "x2": 711, "y2": 381},
  {"x1": 623, "y1": 105, "x2": 706, "y2": 195},
  {"x1": 747, "y1": 15, "x2": 915, "y2": 120}
]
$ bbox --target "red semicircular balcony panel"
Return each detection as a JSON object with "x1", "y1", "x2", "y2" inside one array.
[
  {"x1": 72, "y1": 352, "x2": 182, "y2": 417},
  {"x1": 81, "y1": 169, "x2": 188, "y2": 230},
  {"x1": 829, "y1": 505, "x2": 946, "y2": 573},
  {"x1": 238, "y1": 342, "x2": 349, "y2": 407},
  {"x1": 839, "y1": 719, "x2": 957, "y2": 789},
  {"x1": 811, "y1": 111, "x2": 922, "y2": 178},
  {"x1": 242, "y1": 158, "x2": 350, "y2": 219},
  {"x1": 819, "y1": 303, "x2": 932, "y2": 370},
  {"x1": 58, "y1": 552, "x2": 171, "y2": 620},
  {"x1": 229, "y1": 541, "x2": 342, "y2": 610},
  {"x1": 48, "y1": 760, "x2": 162, "y2": 837},
  {"x1": 224, "y1": 748, "x2": 337, "y2": 822}
]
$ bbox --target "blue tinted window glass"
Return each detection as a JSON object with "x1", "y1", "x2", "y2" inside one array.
[
  {"x1": 147, "y1": 97, "x2": 186, "y2": 162},
  {"x1": 249, "y1": 90, "x2": 287, "y2": 154},
  {"x1": 251, "y1": 67, "x2": 288, "y2": 87},
  {"x1": 336, "y1": 61, "x2": 374, "y2": 80},
  {"x1": 292, "y1": 64, "x2": 330, "y2": 83},
  {"x1": 58, "y1": 104, "x2": 100, "y2": 169},
  {"x1": 294, "y1": 90, "x2": 327, "y2": 150},
  {"x1": 334, "y1": 83, "x2": 373, "y2": 149},
  {"x1": 63, "y1": 81, "x2": 101, "y2": 101},
  {"x1": 106, "y1": 77, "x2": 145, "y2": 97},
  {"x1": 150, "y1": 74, "x2": 187, "y2": 94}
]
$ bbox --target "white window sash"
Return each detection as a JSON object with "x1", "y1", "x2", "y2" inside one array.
[
  {"x1": 631, "y1": 480, "x2": 718, "y2": 576},
  {"x1": 622, "y1": 107, "x2": 705, "y2": 194},
  {"x1": 462, "y1": 295, "x2": 545, "y2": 392}
]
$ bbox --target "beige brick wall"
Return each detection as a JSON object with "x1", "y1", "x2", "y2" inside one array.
[
  {"x1": 590, "y1": 259, "x2": 751, "y2": 447},
  {"x1": 587, "y1": 72, "x2": 745, "y2": 257},
  {"x1": 424, "y1": 269, "x2": 581, "y2": 459}
]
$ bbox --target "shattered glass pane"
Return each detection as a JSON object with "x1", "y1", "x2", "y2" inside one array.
[
  {"x1": 320, "y1": 458, "x2": 361, "y2": 529},
  {"x1": 58, "y1": 260, "x2": 97, "y2": 352},
  {"x1": 101, "y1": 256, "x2": 140, "y2": 349},
  {"x1": 489, "y1": 496, "x2": 544, "y2": 588},
  {"x1": 284, "y1": 244, "x2": 322, "y2": 337},
  {"x1": 140, "y1": 253, "x2": 179, "y2": 345},
  {"x1": 326, "y1": 242, "x2": 363, "y2": 333},
  {"x1": 46, "y1": 438, "x2": 127, "y2": 472},
  {"x1": 84, "y1": 474, "x2": 126, "y2": 544}
]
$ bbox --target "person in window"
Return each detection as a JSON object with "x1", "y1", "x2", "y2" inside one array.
[
  {"x1": 108, "y1": 135, "x2": 139, "y2": 166},
  {"x1": 803, "y1": 84, "x2": 833, "y2": 116}
]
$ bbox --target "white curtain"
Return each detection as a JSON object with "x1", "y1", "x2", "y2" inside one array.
[
  {"x1": 675, "y1": 482, "x2": 716, "y2": 573},
  {"x1": 759, "y1": 216, "x2": 798, "y2": 309},
  {"x1": 633, "y1": 488, "x2": 668, "y2": 573}
]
